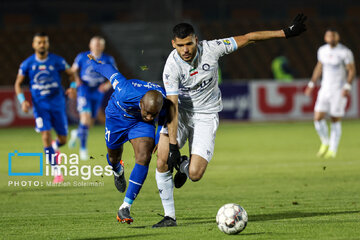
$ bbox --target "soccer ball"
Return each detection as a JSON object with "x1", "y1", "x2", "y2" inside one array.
[{"x1": 216, "y1": 203, "x2": 248, "y2": 235}]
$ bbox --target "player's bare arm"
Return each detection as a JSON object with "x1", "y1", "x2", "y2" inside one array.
[
  {"x1": 343, "y1": 63, "x2": 356, "y2": 97},
  {"x1": 166, "y1": 94, "x2": 181, "y2": 172},
  {"x1": 71, "y1": 64, "x2": 82, "y2": 86},
  {"x1": 234, "y1": 13, "x2": 307, "y2": 48},
  {"x1": 65, "y1": 67, "x2": 77, "y2": 99},
  {"x1": 305, "y1": 61, "x2": 323, "y2": 96},
  {"x1": 14, "y1": 73, "x2": 30, "y2": 113}
]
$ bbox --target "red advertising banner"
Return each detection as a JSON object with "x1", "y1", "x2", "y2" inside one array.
[
  {"x1": 0, "y1": 88, "x2": 34, "y2": 127},
  {"x1": 250, "y1": 80, "x2": 359, "y2": 121}
]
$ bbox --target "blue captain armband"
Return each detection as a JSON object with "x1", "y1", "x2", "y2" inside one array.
[{"x1": 17, "y1": 93, "x2": 25, "y2": 104}]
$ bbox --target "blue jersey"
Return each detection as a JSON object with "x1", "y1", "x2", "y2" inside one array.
[
  {"x1": 19, "y1": 53, "x2": 70, "y2": 107},
  {"x1": 73, "y1": 51, "x2": 116, "y2": 89},
  {"x1": 106, "y1": 73, "x2": 166, "y2": 120}
]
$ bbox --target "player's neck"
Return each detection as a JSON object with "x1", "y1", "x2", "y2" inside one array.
[
  {"x1": 35, "y1": 52, "x2": 48, "y2": 61},
  {"x1": 91, "y1": 51, "x2": 102, "y2": 58}
]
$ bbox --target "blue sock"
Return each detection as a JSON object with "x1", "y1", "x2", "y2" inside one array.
[
  {"x1": 56, "y1": 139, "x2": 64, "y2": 148},
  {"x1": 77, "y1": 123, "x2": 88, "y2": 150},
  {"x1": 124, "y1": 163, "x2": 149, "y2": 205},
  {"x1": 44, "y1": 146, "x2": 56, "y2": 166},
  {"x1": 107, "y1": 153, "x2": 122, "y2": 173}
]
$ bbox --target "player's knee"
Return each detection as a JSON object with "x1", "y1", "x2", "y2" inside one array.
[
  {"x1": 188, "y1": 169, "x2": 204, "y2": 182},
  {"x1": 58, "y1": 136, "x2": 67, "y2": 145},
  {"x1": 135, "y1": 151, "x2": 152, "y2": 166}
]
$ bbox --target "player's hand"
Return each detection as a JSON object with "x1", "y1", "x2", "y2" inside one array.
[
  {"x1": 283, "y1": 13, "x2": 307, "y2": 38},
  {"x1": 87, "y1": 54, "x2": 118, "y2": 80},
  {"x1": 167, "y1": 143, "x2": 181, "y2": 173},
  {"x1": 21, "y1": 100, "x2": 30, "y2": 113},
  {"x1": 98, "y1": 82, "x2": 111, "y2": 93},
  {"x1": 304, "y1": 86, "x2": 313, "y2": 96},
  {"x1": 66, "y1": 87, "x2": 77, "y2": 99},
  {"x1": 342, "y1": 89, "x2": 350, "y2": 97}
]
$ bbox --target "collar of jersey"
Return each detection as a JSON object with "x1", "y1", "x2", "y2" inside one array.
[
  {"x1": 35, "y1": 55, "x2": 49, "y2": 63},
  {"x1": 175, "y1": 48, "x2": 200, "y2": 68}
]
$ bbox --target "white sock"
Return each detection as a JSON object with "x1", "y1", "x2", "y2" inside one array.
[
  {"x1": 329, "y1": 121, "x2": 342, "y2": 153},
  {"x1": 314, "y1": 120, "x2": 329, "y2": 145},
  {"x1": 155, "y1": 169, "x2": 175, "y2": 219},
  {"x1": 119, "y1": 202, "x2": 131, "y2": 210}
]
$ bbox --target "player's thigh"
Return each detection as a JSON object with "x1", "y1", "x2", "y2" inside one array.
[
  {"x1": 130, "y1": 137, "x2": 154, "y2": 166},
  {"x1": 33, "y1": 106, "x2": 52, "y2": 133},
  {"x1": 90, "y1": 91, "x2": 104, "y2": 119},
  {"x1": 330, "y1": 92, "x2": 347, "y2": 118},
  {"x1": 314, "y1": 90, "x2": 330, "y2": 115},
  {"x1": 189, "y1": 113, "x2": 219, "y2": 162},
  {"x1": 77, "y1": 86, "x2": 91, "y2": 115},
  {"x1": 314, "y1": 111, "x2": 326, "y2": 121},
  {"x1": 51, "y1": 108, "x2": 68, "y2": 137},
  {"x1": 159, "y1": 110, "x2": 189, "y2": 149}
]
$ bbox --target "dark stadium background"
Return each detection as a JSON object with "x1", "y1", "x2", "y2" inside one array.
[{"x1": 0, "y1": 0, "x2": 359, "y2": 125}]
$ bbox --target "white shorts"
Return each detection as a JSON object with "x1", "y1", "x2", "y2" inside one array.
[
  {"x1": 314, "y1": 89, "x2": 347, "y2": 117},
  {"x1": 160, "y1": 109, "x2": 219, "y2": 162}
]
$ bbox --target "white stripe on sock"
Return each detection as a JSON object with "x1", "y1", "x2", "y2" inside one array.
[{"x1": 129, "y1": 179, "x2": 142, "y2": 186}]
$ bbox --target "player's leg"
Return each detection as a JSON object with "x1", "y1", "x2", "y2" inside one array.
[
  {"x1": 78, "y1": 112, "x2": 91, "y2": 160},
  {"x1": 313, "y1": 91, "x2": 330, "y2": 157},
  {"x1": 35, "y1": 108, "x2": 63, "y2": 182},
  {"x1": 107, "y1": 145, "x2": 126, "y2": 193},
  {"x1": 51, "y1": 107, "x2": 68, "y2": 152},
  {"x1": 153, "y1": 133, "x2": 177, "y2": 228},
  {"x1": 117, "y1": 136, "x2": 154, "y2": 224},
  {"x1": 325, "y1": 93, "x2": 347, "y2": 158},
  {"x1": 176, "y1": 112, "x2": 218, "y2": 184}
]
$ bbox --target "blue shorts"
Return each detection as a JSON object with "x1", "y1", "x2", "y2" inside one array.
[
  {"x1": 77, "y1": 85, "x2": 104, "y2": 118},
  {"x1": 105, "y1": 109, "x2": 155, "y2": 150},
  {"x1": 33, "y1": 103, "x2": 68, "y2": 136}
]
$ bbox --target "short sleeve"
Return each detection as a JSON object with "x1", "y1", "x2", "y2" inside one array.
[
  {"x1": 163, "y1": 60, "x2": 180, "y2": 96},
  {"x1": 57, "y1": 56, "x2": 70, "y2": 71},
  {"x1": 18, "y1": 60, "x2": 29, "y2": 76},
  {"x1": 72, "y1": 54, "x2": 82, "y2": 69},
  {"x1": 317, "y1": 48, "x2": 323, "y2": 63},
  {"x1": 344, "y1": 49, "x2": 354, "y2": 65},
  {"x1": 205, "y1": 37, "x2": 238, "y2": 59}
]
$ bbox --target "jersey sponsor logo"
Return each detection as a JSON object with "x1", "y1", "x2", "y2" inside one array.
[
  {"x1": 223, "y1": 39, "x2": 231, "y2": 45},
  {"x1": 180, "y1": 77, "x2": 213, "y2": 93},
  {"x1": 202, "y1": 64, "x2": 210, "y2": 71}
]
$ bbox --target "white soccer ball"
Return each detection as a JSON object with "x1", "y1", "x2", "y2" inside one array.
[{"x1": 216, "y1": 203, "x2": 248, "y2": 235}]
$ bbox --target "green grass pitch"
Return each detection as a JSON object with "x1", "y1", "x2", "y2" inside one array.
[{"x1": 1, "y1": 120, "x2": 360, "y2": 239}]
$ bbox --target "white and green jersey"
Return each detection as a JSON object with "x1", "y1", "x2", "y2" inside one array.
[{"x1": 163, "y1": 38, "x2": 238, "y2": 113}]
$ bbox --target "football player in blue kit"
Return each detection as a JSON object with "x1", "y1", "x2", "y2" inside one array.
[
  {"x1": 88, "y1": 54, "x2": 169, "y2": 224},
  {"x1": 14, "y1": 32, "x2": 76, "y2": 183},
  {"x1": 68, "y1": 36, "x2": 117, "y2": 160}
]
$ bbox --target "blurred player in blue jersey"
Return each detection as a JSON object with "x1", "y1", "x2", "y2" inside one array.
[
  {"x1": 88, "y1": 54, "x2": 168, "y2": 224},
  {"x1": 68, "y1": 36, "x2": 117, "y2": 160},
  {"x1": 14, "y1": 32, "x2": 76, "y2": 183}
]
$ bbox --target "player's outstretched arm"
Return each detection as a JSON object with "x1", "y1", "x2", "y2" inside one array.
[
  {"x1": 305, "y1": 61, "x2": 322, "y2": 96},
  {"x1": 87, "y1": 54, "x2": 126, "y2": 88},
  {"x1": 166, "y1": 94, "x2": 181, "y2": 173},
  {"x1": 234, "y1": 13, "x2": 307, "y2": 48},
  {"x1": 14, "y1": 74, "x2": 30, "y2": 113}
]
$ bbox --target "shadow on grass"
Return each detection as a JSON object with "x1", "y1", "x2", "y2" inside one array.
[
  {"x1": 251, "y1": 210, "x2": 360, "y2": 222},
  {"x1": 74, "y1": 233, "x2": 164, "y2": 240}
]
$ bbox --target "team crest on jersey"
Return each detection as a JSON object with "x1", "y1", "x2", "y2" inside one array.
[
  {"x1": 39, "y1": 65, "x2": 46, "y2": 70},
  {"x1": 223, "y1": 39, "x2": 231, "y2": 45},
  {"x1": 49, "y1": 65, "x2": 54, "y2": 71},
  {"x1": 202, "y1": 64, "x2": 210, "y2": 71}
]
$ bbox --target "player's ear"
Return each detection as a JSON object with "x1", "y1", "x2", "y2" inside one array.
[
  {"x1": 195, "y1": 35, "x2": 198, "y2": 44},
  {"x1": 171, "y1": 39, "x2": 176, "y2": 49}
]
